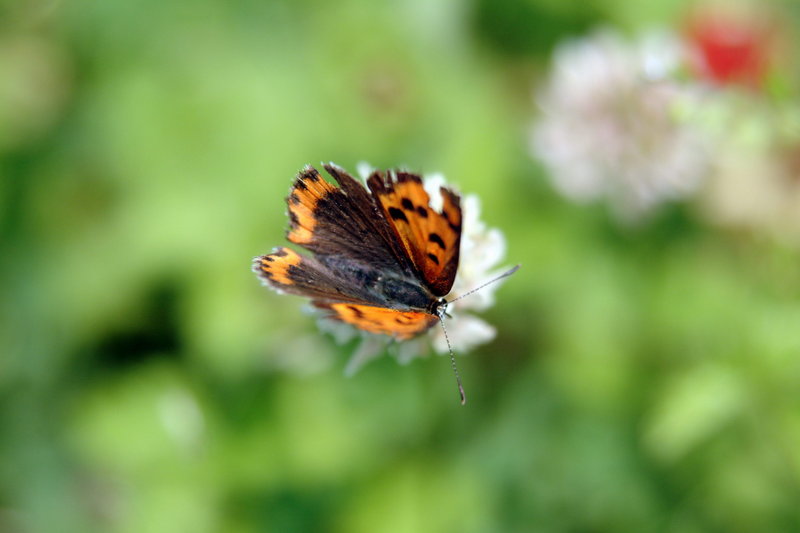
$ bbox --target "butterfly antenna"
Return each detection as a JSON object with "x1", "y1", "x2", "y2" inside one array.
[
  {"x1": 447, "y1": 264, "x2": 521, "y2": 304},
  {"x1": 437, "y1": 309, "x2": 466, "y2": 405}
]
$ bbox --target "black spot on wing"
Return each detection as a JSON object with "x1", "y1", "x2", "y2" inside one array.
[
  {"x1": 388, "y1": 207, "x2": 409, "y2": 223},
  {"x1": 396, "y1": 172, "x2": 422, "y2": 185},
  {"x1": 427, "y1": 253, "x2": 440, "y2": 265},
  {"x1": 428, "y1": 232, "x2": 446, "y2": 250},
  {"x1": 299, "y1": 168, "x2": 320, "y2": 183},
  {"x1": 401, "y1": 198, "x2": 414, "y2": 211},
  {"x1": 416, "y1": 206, "x2": 428, "y2": 218},
  {"x1": 316, "y1": 196, "x2": 331, "y2": 211},
  {"x1": 286, "y1": 264, "x2": 302, "y2": 280}
]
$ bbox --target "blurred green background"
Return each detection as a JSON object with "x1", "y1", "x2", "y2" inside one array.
[{"x1": 3, "y1": 0, "x2": 800, "y2": 532}]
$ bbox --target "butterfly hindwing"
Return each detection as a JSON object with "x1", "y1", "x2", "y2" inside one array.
[
  {"x1": 367, "y1": 171, "x2": 462, "y2": 296},
  {"x1": 315, "y1": 302, "x2": 438, "y2": 339},
  {"x1": 253, "y1": 247, "x2": 368, "y2": 304},
  {"x1": 254, "y1": 248, "x2": 439, "y2": 338}
]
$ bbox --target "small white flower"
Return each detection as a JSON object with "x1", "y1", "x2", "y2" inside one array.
[
  {"x1": 316, "y1": 164, "x2": 510, "y2": 374},
  {"x1": 532, "y1": 29, "x2": 711, "y2": 221}
]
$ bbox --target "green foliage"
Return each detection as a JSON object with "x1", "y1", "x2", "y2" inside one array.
[{"x1": 2, "y1": 1, "x2": 800, "y2": 532}]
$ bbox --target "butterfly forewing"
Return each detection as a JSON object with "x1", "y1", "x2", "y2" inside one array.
[
  {"x1": 367, "y1": 171, "x2": 462, "y2": 296},
  {"x1": 286, "y1": 166, "x2": 408, "y2": 273},
  {"x1": 321, "y1": 164, "x2": 417, "y2": 276}
]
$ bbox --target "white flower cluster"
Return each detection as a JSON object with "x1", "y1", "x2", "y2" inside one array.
[
  {"x1": 531, "y1": 26, "x2": 800, "y2": 244},
  {"x1": 532, "y1": 29, "x2": 711, "y2": 221}
]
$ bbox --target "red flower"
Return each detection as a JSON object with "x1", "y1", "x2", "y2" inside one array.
[{"x1": 687, "y1": 6, "x2": 773, "y2": 87}]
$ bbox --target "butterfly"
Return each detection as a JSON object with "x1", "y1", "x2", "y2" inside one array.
[{"x1": 253, "y1": 163, "x2": 517, "y2": 403}]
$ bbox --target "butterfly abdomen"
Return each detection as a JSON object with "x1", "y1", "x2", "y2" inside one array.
[
  {"x1": 373, "y1": 275, "x2": 433, "y2": 310},
  {"x1": 318, "y1": 255, "x2": 434, "y2": 311}
]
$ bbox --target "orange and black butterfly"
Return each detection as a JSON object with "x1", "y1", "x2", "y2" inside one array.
[{"x1": 253, "y1": 163, "x2": 516, "y2": 403}]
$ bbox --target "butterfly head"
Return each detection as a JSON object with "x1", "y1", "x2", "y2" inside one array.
[{"x1": 430, "y1": 297, "x2": 449, "y2": 318}]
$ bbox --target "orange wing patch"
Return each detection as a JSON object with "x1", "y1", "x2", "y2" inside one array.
[
  {"x1": 367, "y1": 171, "x2": 462, "y2": 296},
  {"x1": 254, "y1": 247, "x2": 302, "y2": 287},
  {"x1": 320, "y1": 302, "x2": 438, "y2": 339},
  {"x1": 287, "y1": 166, "x2": 337, "y2": 245}
]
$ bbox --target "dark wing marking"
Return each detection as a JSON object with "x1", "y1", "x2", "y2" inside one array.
[{"x1": 366, "y1": 170, "x2": 462, "y2": 296}]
